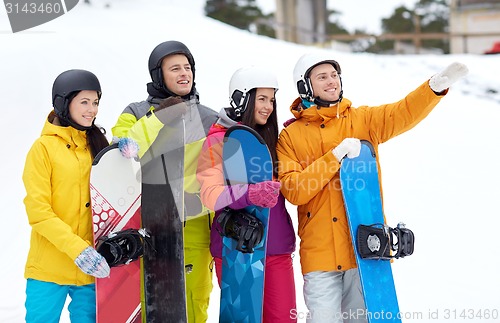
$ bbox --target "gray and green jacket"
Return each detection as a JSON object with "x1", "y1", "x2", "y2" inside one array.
[{"x1": 112, "y1": 94, "x2": 218, "y2": 248}]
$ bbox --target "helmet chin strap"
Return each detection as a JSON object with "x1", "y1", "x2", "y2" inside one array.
[
  {"x1": 64, "y1": 115, "x2": 93, "y2": 131},
  {"x1": 313, "y1": 89, "x2": 343, "y2": 107},
  {"x1": 152, "y1": 65, "x2": 196, "y2": 100},
  {"x1": 307, "y1": 74, "x2": 343, "y2": 107},
  {"x1": 56, "y1": 94, "x2": 94, "y2": 131}
]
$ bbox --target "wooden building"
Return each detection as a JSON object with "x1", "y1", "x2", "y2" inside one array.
[
  {"x1": 450, "y1": 0, "x2": 500, "y2": 53},
  {"x1": 274, "y1": 0, "x2": 327, "y2": 44}
]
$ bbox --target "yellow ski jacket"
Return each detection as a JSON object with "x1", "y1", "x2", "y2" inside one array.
[{"x1": 23, "y1": 112, "x2": 95, "y2": 285}]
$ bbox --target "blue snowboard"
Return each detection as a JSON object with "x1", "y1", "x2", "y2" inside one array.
[
  {"x1": 340, "y1": 141, "x2": 401, "y2": 323},
  {"x1": 220, "y1": 125, "x2": 272, "y2": 323}
]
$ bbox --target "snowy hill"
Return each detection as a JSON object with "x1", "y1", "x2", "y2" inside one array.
[{"x1": 1, "y1": 1, "x2": 499, "y2": 322}]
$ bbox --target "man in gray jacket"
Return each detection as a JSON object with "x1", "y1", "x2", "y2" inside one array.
[{"x1": 112, "y1": 40, "x2": 217, "y2": 322}]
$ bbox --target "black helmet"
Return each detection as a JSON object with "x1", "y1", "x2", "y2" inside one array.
[
  {"x1": 148, "y1": 40, "x2": 196, "y2": 96},
  {"x1": 52, "y1": 69, "x2": 101, "y2": 126}
]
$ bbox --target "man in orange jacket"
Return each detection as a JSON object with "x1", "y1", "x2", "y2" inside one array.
[{"x1": 277, "y1": 54, "x2": 468, "y2": 323}]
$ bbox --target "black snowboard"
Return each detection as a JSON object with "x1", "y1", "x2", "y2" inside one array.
[{"x1": 140, "y1": 119, "x2": 187, "y2": 322}]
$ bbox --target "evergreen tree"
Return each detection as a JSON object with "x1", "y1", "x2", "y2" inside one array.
[
  {"x1": 256, "y1": 12, "x2": 276, "y2": 38},
  {"x1": 326, "y1": 9, "x2": 349, "y2": 36},
  {"x1": 415, "y1": 0, "x2": 450, "y2": 53},
  {"x1": 367, "y1": 0, "x2": 450, "y2": 53},
  {"x1": 205, "y1": 0, "x2": 264, "y2": 32}
]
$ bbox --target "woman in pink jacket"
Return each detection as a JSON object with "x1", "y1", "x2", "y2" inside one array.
[{"x1": 197, "y1": 66, "x2": 297, "y2": 322}]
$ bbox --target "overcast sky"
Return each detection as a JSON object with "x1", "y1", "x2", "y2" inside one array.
[{"x1": 257, "y1": 0, "x2": 419, "y2": 34}]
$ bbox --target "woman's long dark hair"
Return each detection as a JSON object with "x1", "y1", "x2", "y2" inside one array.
[
  {"x1": 241, "y1": 89, "x2": 279, "y2": 177},
  {"x1": 87, "y1": 125, "x2": 109, "y2": 158}
]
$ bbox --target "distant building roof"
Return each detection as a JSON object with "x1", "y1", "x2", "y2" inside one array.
[{"x1": 455, "y1": 0, "x2": 500, "y2": 8}]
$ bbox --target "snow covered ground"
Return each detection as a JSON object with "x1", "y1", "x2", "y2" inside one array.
[{"x1": 1, "y1": 1, "x2": 499, "y2": 322}]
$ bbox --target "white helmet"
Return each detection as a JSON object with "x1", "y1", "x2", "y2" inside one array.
[
  {"x1": 293, "y1": 53, "x2": 342, "y2": 104},
  {"x1": 228, "y1": 66, "x2": 279, "y2": 121}
]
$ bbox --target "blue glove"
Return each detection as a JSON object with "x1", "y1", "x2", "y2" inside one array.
[
  {"x1": 113, "y1": 137, "x2": 139, "y2": 159},
  {"x1": 74, "y1": 246, "x2": 110, "y2": 278}
]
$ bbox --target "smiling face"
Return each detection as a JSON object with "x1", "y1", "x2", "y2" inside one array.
[
  {"x1": 309, "y1": 63, "x2": 341, "y2": 102},
  {"x1": 161, "y1": 54, "x2": 193, "y2": 96},
  {"x1": 68, "y1": 90, "x2": 99, "y2": 127},
  {"x1": 253, "y1": 88, "x2": 275, "y2": 125}
]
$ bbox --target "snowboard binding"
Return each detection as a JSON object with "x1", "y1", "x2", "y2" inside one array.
[
  {"x1": 357, "y1": 223, "x2": 415, "y2": 260},
  {"x1": 96, "y1": 228, "x2": 151, "y2": 267},
  {"x1": 217, "y1": 208, "x2": 264, "y2": 253}
]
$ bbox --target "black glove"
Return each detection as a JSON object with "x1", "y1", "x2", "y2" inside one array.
[
  {"x1": 217, "y1": 208, "x2": 264, "y2": 253},
  {"x1": 154, "y1": 96, "x2": 188, "y2": 125}
]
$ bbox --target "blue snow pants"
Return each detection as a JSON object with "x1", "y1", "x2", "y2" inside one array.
[{"x1": 25, "y1": 278, "x2": 96, "y2": 323}]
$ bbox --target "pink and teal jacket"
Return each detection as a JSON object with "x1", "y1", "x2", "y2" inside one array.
[{"x1": 197, "y1": 109, "x2": 296, "y2": 258}]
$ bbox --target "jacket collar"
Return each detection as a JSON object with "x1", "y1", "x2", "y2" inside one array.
[
  {"x1": 290, "y1": 96, "x2": 352, "y2": 122},
  {"x1": 43, "y1": 111, "x2": 87, "y2": 147},
  {"x1": 146, "y1": 82, "x2": 200, "y2": 103},
  {"x1": 215, "y1": 108, "x2": 238, "y2": 128},
  {"x1": 205, "y1": 107, "x2": 239, "y2": 137}
]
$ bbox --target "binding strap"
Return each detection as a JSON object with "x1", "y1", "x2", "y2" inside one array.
[
  {"x1": 96, "y1": 228, "x2": 151, "y2": 267},
  {"x1": 356, "y1": 223, "x2": 415, "y2": 260}
]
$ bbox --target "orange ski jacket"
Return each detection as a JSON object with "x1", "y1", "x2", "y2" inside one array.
[{"x1": 277, "y1": 81, "x2": 446, "y2": 274}]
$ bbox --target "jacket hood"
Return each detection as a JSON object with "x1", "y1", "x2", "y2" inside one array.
[
  {"x1": 43, "y1": 111, "x2": 87, "y2": 145},
  {"x1": 206, "y1": 108, "x2": 238, "y2": 137},
  {"x1": 290, "y1": 96, "x2": 353, "y2": 122}
]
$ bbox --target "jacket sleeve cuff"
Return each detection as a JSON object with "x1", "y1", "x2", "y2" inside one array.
[{"x1": 214, "y1": 184, "x2": 250, "y2": 211}]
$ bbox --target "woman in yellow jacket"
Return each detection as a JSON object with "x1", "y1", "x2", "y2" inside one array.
[
  {"x1": 277, "y1": 54, "x2": 468, "y2": 323},
  {"x1": 23, "y1": 69, "x2": 111, "y2": 323}
]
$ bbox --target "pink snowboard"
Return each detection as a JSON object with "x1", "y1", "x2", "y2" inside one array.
[{"x1": 90, "y1": 144, "x2": 142, "y2": 323}]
